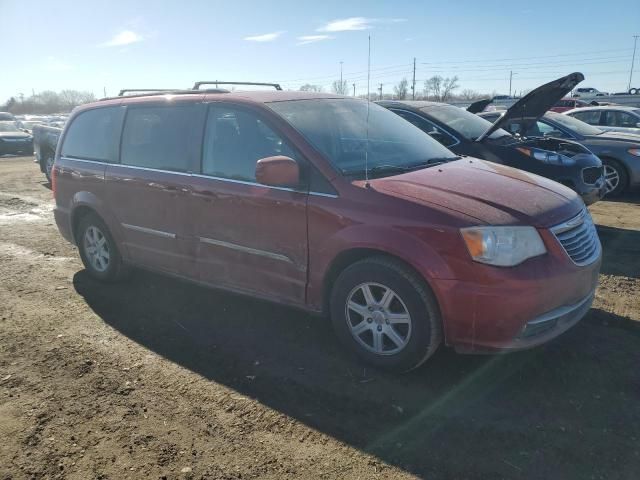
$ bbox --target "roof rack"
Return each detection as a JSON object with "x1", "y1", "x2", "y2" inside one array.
[
  {"x1": 118, "y1": 89, "x2": 179, "y2": 96},
  {"x1": 192, "y1": 81, "x2": 282, "y2": 91},
  {"x1": 101, "y1": 88, "x2": 230, "y2": 101}
]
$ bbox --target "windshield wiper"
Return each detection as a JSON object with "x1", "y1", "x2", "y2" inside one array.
[{"x1": 342, "y1": 157, "x2": 461, "y2": 177}]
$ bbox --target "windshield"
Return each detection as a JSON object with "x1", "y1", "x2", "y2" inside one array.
[
  {"x1": 267, "y1": 99, "x2": 459, "y2": 177},
  {"x1": 545, "y1": 111, "x2": 603, "y2": 135},
  {"x1": 422, "y1": 105, "x2": 510, "y2": 140},
  {"x1": 0, "y1": 122, "x2": 20, "y2": 132}
]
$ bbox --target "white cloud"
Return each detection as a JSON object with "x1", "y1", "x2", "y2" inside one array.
[
  {"x1": 101, "y1": 30, "x2": 144, "y2": 47},
  {"x1": 244, "y1": 31, "x2": 285, "y2": 42},
  {"x1": 43, "y1": 56, "x2": 72, "y2": 72},
  {"x1": 296, "y1": 35, "x2": 333, "y2": 45},
  {"x1": 317, "y1": 17, "x2": 407, "y2": 32}
]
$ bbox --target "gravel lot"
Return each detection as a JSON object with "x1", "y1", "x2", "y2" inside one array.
[{"x1": 1, "y1": 156, "x2": 639, "y2": 480}]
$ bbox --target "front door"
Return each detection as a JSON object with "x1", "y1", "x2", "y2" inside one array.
[
  {"x1": 190, "y1": 104, "x2": 308, "y2": 306},
  {"x1": 105, "y1": 102, "x2": 204, "y2": 276}
]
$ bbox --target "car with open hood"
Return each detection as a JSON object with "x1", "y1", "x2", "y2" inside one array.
[
  {"x1": 52, "y1": 86, "x2": 601, "y2": 372},
  {"x1": 379, "y1": 73, "x2": 606, "y2": 205},
  {"x1": 479, "y1": 110, "x2": 640, "y2": 196}
]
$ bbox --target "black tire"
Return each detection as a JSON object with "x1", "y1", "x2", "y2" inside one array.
[
  {"x1": 629, "y1": 88, "x2": 638, "y2": 95},
  {"x1": 602, "y1": 158, "x2": 629, "y2": 197},
  {"x1": 330, "y1": 256, "x2": 442, "y2": 372},
  {"x1": 76, "y1": 213, "x2": 128, "y2": 282},
  {"x1": 41, "y1": 153, "x2": 54, "y2": 183}
]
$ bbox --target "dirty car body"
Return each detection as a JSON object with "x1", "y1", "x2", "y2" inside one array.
[{"x1": 52, "y1": 91, "x2": 601, "y2": 370}]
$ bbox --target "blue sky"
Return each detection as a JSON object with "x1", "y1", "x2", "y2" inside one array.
[{"x1": 2, "y1": 0, "x2": 639, "y2": 101}]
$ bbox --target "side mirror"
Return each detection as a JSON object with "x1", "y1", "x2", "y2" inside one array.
[{"x1": 255, "y1": 156, "x2": 300, "y2": 188}]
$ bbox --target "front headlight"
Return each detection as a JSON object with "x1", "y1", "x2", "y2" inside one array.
[
  {"x1": 628, "y1": 148, "x2": 640, "y2": 157},
  {"x1": 460, "y1": 226, "x2": 547, "y2": 267},
  {"x1": 516, "y1": 147, "x2": 576, "y2": 166}
]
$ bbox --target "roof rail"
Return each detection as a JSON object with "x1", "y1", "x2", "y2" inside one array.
[
  {"x1": 100, "y1": 88, "x2": 229, "y2": 101},
  {"x1": 192, "y1": 81, "x2": 282, "y2": 91},
  {"x1": 118, "y1": 89, "x2": 179, "y2": 96}
]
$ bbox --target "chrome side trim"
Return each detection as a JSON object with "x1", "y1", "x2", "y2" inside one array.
[
  {"x1": 122, "y1": 223, "x2": 176, "y2": 239},
  {"x1": 61, "y1": 157, "x2": 338, "y2": 197},
  {"x1": 199, "y1": 236, "x2": 294, "y2": 265}
]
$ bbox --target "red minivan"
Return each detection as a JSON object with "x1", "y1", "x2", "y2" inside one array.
[{"x1": 52, "y1": 89, "x2": 601, "y2": 371}]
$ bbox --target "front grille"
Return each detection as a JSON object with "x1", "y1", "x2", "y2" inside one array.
[
  {"x1": 582, "y1": 166, "x2": 603, "y2": 185},
  {"x1": 551, "y1": 209, "x2": 601, "y2": 266}
]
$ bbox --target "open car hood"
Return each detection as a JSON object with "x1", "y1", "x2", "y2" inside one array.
[
  {"x1": 476, "y1": 72, "x2": 584, "y2": 142},
  {"x1": 466, "y1": 98, "x2": 493, "y2": 114}
]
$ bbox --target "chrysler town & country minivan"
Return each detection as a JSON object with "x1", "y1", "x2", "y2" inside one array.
[{"x1": 52, "y1": 89, "x2": 601, "y2": 371}]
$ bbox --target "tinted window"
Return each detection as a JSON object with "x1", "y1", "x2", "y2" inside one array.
[
  {"x1": 202, "y1": 106, "x2": 298, "y2": 182},
  {"x1": 61, "y1": 107, "x2": 124, "y2": 162},
  {"x1": 605, "y1": 111, "x2": 638, "y2": 128},
  {"x1": 571, "y1": 110, "x2": 601, "y2": 125},
  {"x1": 268, "y1": 99, "x2": 458, "y2": 177},
  {"x1": 392, "y1": 109, "x2": 458, "y2": 147},
  {"x1": 423, "y1": 105, "x2": 511, "y2": 140},
  {"x1": 121, "y1": 105, "x2": 200, "y2": 172}
]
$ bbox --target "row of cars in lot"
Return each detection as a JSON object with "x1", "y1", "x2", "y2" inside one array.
[
  {"x1": 45, "y1": 72, "x2": 638, "y2": 371},
  {"x1": 0, "y1": 112, "x2": 68, "y2": 164}
]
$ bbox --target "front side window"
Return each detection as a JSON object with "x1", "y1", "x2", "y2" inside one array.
[
  {"x1": 604, "y1": 111, "x2": 638, "y2": 128},
  {"x1": 267, "y1": 99, "x2": 459, "y2": 177},
  {"x1": 121, "y1": 104, "x2": 200, "y2": 172},
  {"x1": 202, "y1": 105, "x2": 298, "y2": 182},
  {"x1": 571, "y1": 110, "x2": 601, "y2": 125},
  {"x1": 423, "y1": 105, "x2": 511, "y2": 141},
  {"x1": 61, "y1": 107, "x2": 124, "y2": 162},
  {"x1": 391, "y1": 109, "x2": 458, "y2": 148}
]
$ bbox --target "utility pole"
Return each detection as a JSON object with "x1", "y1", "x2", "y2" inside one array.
[
  {"x1": 411, "y1": 57, "x2": 416, "y2": 100},
  {"x1": 339, "y1": 61, "x2": 343, "y2": 94},
  {"x1": 509, "y1": 70, "x2": 513, "y2": 97},
  {"x1": 103, "y1": 86, "x2": 107, "y2": 98},
  {"x1": 378, "y1": 83, "x2": 383, "y2": 100},
  {"x1": 352, "y1": 83, "x2": 356, "y2": 96},
  {"x1": 629, "y1": 35, "x2": 639, "y2": 90}
]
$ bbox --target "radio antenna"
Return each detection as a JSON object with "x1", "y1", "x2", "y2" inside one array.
[{"x1": 365, "y1": 34, "x2": 371, "y2": 187}]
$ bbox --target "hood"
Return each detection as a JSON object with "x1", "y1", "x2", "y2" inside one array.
[
  {"x1": 477, "y1": 72, "x2": 585, "y2": 142},
  {"x1": 467, "y1": 98, "x2": 493, "y2": 114},
  {"x1": 584, "y1": 130, "x2": 640, "y2": 144},
  {"x1": 368, "y1": 159, "x2": 583, "y2": 228}
]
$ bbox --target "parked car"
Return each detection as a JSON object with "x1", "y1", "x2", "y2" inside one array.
[
  {"x1": 16, "y1": 119, "x2": 45, "y2": 134},
  {"x1": 50, "y1": 88, "x2": 602, "y2": 371},
  {"x1": 0, "y1": 112, "x2": 16, "y2": 122},
  {"x1": 479, "y1": 110, "x2": 640, "y2": 196},
  {"x1": 0, "y1": 121, "x2": 33, "y2": 156},
  {"x1": 379, "y1": 73, "x2": 606, "y2": 205},
  {"x1": 550, "y1": 98, "x2": 590, "y2": 113},
  {"x1": 33, "y1": 124, "x2": 63, "y2": 182},
  {"x1": 572, "y1": 87, "x2": 608, "y2": 98},
  {"x1": 564, "y1": 106, "x2": 640, "y2": 135}
]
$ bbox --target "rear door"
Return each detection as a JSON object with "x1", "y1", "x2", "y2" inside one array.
[
  {"x1": 189, "y1": 103, "x2": 309, "y2": 306},
  {"x1": 105, "y1": 101, "x2": 205, "y2": 276}
]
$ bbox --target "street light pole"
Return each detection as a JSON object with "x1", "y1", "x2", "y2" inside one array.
[
  {"x1": 340, "y1": 61, "x2": 343, "y2": 94},
  {"x1": 352, "y1": 83, "x2": 356, "y2": 96},
  {"x1": 509, "y1": 70, "x2": 513, "y2": 97},
  {"x1": 629, "y1": 35, "x2": 639, "y2": 91}
]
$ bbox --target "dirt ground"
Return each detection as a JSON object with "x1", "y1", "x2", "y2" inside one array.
[{"x1": 0, "y1": 156, "x2": 639, "y2": 480}]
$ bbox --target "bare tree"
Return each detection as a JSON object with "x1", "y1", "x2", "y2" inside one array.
[
  {"x1": 3, "y1": 89, "x2": 97, "y2": 114},
  {"x1": 460, "y1": 88, "x2": 480, "y2": 100},
  {"x1": 331, "y1": 79, "x2": 349, "y2": 95},
  {"x1": 440, "y1": 76, "x2": 459, "y2": 102},
  {"x1": 424, "y1": 76, "x2": 442, "y2": 100},
  {"x1": 393, "y1": 78, "x2": 409, "y2": 100},
  {"x1": 299, "y1": 84, "x2": 323, "y2": 92}
]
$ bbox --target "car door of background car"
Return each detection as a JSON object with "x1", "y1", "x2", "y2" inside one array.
[
  {"x1": 189, "y1": 103, "x2": 309, "y2": 306},
  {"x1": 105, "y1": 102, "x2": 205, "y2": 276}
]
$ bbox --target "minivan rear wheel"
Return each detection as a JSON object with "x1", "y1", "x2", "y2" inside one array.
[
  {"x1": 330, "y1": 256, "x2": 442, "y2": 372},
  {"x1": 77, "y1": 213, "x2": 127, "y2": 282}
]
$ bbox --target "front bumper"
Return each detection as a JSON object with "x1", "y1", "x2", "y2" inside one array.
[{"x1": 0, "y1": 140, "x2": 33, "y2": 154}]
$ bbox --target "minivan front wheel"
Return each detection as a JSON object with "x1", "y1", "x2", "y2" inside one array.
[
  {"x1": 77, "y1": 214, "x2": 127, "y2": 282},
  {"x1": 330, "y1": 257, "x2": 442, "y2": 372}
]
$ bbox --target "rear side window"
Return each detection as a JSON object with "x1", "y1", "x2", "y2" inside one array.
[
  {"x1": 61, "y1": 107, "x2": 124, "y2": 162},
  {"x1": 121, "y1": 104, "x2": 201, "y2": 172}
]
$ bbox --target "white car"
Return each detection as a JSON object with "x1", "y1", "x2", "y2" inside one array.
[
  {"x1": 565, "y1": 106, "x2": 640, "y2": 135},
  {"x1": 572, "y1": 87, "x2": 609, "y2": 99}
]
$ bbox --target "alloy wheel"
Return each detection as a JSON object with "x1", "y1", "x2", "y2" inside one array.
[
  {"x1": 603, "y1": 164, "x2": 620, "y2": 194},
  {"x1": 83, "y1": 226, "x2": 110, "y2": 272},
  {"x1": 345, "y1": 282, "x2": 412, "y2": 355}
]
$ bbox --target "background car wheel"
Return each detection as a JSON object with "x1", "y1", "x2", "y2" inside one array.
[
  {"x1": 43, "y1": 155, "x2": 54, "y2": 183},
  {"x1": 330, "y1": 256, "x2": 442, "y2": 372},
  {"x1": 76, "y1": 213, "x2": 128, "y2": 282},
  {"x1": 602, "y1": 158, "x2": 628, "y2": 196}
]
